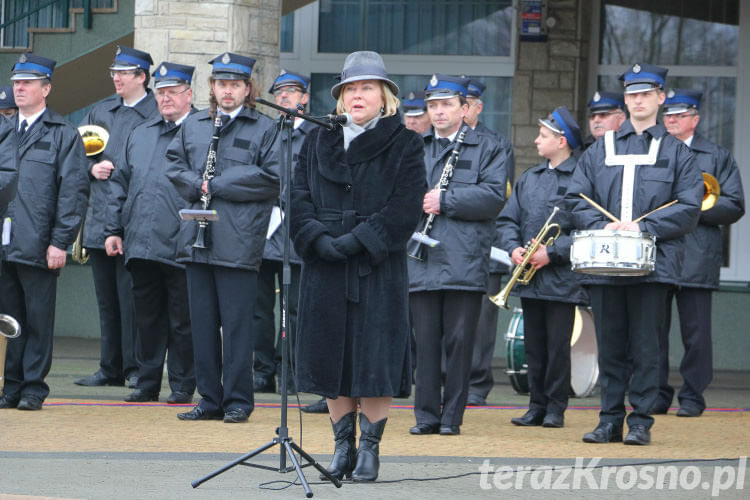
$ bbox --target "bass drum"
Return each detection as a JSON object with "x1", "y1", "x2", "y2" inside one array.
[
  {"x1": 504, "y1": 306, "x2": 599, "y2": 398},
  {"x1": 504, "y1": 308, "x2": 528, "y2": 394}
]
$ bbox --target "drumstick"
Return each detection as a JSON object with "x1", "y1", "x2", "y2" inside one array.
[
  {"x1": 633, "y1": 199, "x2": 678, "y2": 223},
  {"x1": 578, "y1": 193, "x2": 620, "y2": 223}
]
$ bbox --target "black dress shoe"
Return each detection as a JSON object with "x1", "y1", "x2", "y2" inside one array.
[
  {"x1": 126, "y1": 374, "x2": 138, "y2": 389},
  {"x1": 676, "y1": 405, "x2": 702, "y2": 417},
  {"x1": 167, "y1": 391, "x2": 193, "y2": 404},
  {"x1": 648, "y1": 402, "x2": 670, "y2": 415},
  {"x1": 409, "y1": 423, "x2": 440, "y2": 435},
  {"x1": 466, "y1": 394, "x2": 487, "y2": 406},
  {"x1": 0, "y1": 395, "x2": 19, "y2": 409},
  {"x1": 511, "y1": 410, "x2": 546, "y2": 426},
  {"x1": 74, "y1": 371, "x2": 124, "y2": 387},
  {"x1": 177, "y1": 406, "x2": 223, "y2": 421},
  {"x1": 582, "y1": 422, "x2": 623, "y2": 443},
  {"x1": 253, "y1": 377, "x2": 275, "y2": 393},
  {"x1": 542, "y1": 413, "x2": 564, "y2": 428},
  {"x1": 624, "y1": 424, "x2": 651, "y2": 445},
  {"x1": 301, "y1": 397, "x2": 329, "y2": 414},
  {"x1": 223, "y1": 408, "x2": 250, "y2": 423},
  {"x1": 17, "y1": 396, "x2": 43, "y2": 411},
  {"x1": 439, "y1": 425, "x2": 460, "y2": 435},
  {"x1": 124, "y1": 389, "x2": 159, "y2": 402}
]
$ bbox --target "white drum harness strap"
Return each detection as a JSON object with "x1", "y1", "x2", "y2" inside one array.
[{"x1": 604, "y1": 130, "x2": 662, "y2": 222}]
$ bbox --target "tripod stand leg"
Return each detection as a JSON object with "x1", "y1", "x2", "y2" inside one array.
[
  {"x1": 289, "y1": 441, "x2": 343, "y2": 488},
  {"x1": 282, "y1": 440, "x2": 314, "y2": 497},
  {"x1": 191, "y1": 438, "x2": 279, "y2": 488}
]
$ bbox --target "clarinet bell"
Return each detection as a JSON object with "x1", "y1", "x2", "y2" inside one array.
[
  {"x1": 192, "y1": 222, "x2": 210, "y2": 249},
  {"x1": 407, "y1": 241, "x2": 426, "y2": 262}
]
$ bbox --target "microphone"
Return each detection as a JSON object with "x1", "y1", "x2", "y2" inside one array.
[{"x1": 326, "y1": 113, "x2": 353, "y2": 127}]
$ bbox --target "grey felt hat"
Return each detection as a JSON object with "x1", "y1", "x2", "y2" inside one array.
[{"x1": 331, "y1": 51, "x2": 399, "y2": 99}]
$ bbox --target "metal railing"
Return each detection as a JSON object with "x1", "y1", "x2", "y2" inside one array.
[{"x1": 0, "y1": 0, "x2": 113, "y2": 48}]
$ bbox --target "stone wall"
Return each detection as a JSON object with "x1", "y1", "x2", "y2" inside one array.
[
  {"x1": 133, "y1": 0, "x2": 280, "y2": 110},
  {"x1": 511, "y1": 0, "x2": 592, "y2": 177}
]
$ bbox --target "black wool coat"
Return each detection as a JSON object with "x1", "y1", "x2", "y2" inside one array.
[{"x1": 290, "y1": 114, "x2": 427, "y2": 398}]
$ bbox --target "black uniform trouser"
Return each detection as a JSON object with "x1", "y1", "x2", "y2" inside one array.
[
  {"x1": 0, "y1": 261, "x2": 57, "y2": 401},
  {"x1": 656, "y1": 286, "x2": 712, "y2": 411},
  {"x1": 252, "y1": 259, "x2": 300, "y2": 384},
  {"x1": 589, "y1": 283, "x2": 668, "y2": 429},
  {"x1": 411, "y1": 290, "x2": 482, "y2": 427},
  {"x1": 519, "y1": 297, "x2": 574, "y2": 415},
  {"x1": 468, "y1": 273, "x2": 503, "y2": 400},
  {"x1": 89, "y1": 249, "x2": 138, "y2": 380},
  {"x1": 185, "y1": 263, "x2": 257, "y2": 414},
  {"x1": 129, "y1": 259, "x2": 195, "y2": 396}
]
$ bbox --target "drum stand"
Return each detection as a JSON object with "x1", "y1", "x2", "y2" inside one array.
[{"x1": 191, "y1": 102, "x2": 342, "y2": 497}]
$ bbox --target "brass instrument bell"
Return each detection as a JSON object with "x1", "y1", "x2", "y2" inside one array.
[
  {"x1": 78, "y1": 125, "x2": 109, "y2": 157},
  {"x1": 701, "y1": 172, "x2": 720, "y2": 211}
]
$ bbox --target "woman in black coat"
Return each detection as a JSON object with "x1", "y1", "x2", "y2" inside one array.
[{"x1": 291, "y1": 51, "x2": 426, "y2": 482}]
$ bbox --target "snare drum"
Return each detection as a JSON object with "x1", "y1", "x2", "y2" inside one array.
[
  {"x1": 505, "y1": 307, "x2": 598, "y2": 398},
  {"x1": 570, "y1": 229, "x2": 656, "y2": 276}
]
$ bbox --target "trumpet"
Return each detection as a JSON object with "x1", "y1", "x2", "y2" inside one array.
[
  {"x1": 72, "y1": 125, "x2": 110, "y2": 264},
  {"x1": 490, "y1": 207, "x2": 561, "y2": 309},
  {"x1": 0, "y1": 314, "x2": 21, "y2": 393},
  {"x1": 702, "y1": 172, "x2": 720, "y2": 211}
]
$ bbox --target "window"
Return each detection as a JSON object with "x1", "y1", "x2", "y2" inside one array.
[{"x1": 317, "y1": 0, "x2": 513, "y2": 56}]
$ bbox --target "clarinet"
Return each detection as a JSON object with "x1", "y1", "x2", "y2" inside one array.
[
  {"x1": 192, "y1": 114, "x2": 223, "y2": 249},
  {"x1": 408, "y1": 125, "x2": 469, "y2": 261}
]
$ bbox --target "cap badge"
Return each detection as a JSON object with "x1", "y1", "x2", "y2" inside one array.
[
  {"x1": 593, "y1": 91, "x2": 601, "y2": 102},
  {"x1": 0, "y1": 91, "x2": 5, "y2": 100},
  {"x1": 221, "y1": 53, "x2": 231, "y2": 65},
  {"x1": 116, "y1": 46, "x2": 122, "y2": 55},
  {"x1": 667, "y1": 89, "x2": 675, "y2": 98},
  {"x1": 429, "y1": 74, "x2": 438, "y2": 87},
  {"x1": 632, "y1": 64, "x2": 641, "y2": 73},
  {"x1": 19, "y1": 54, "x2": 27, "y2": 63},
  {"x1": 408, "y1": 91, "x2": 415, "y2": 100},
  {"x1": 159, "y1": 65, "x2": 168, "y2": 76},
  {"x1": 279, "y1": 69, "x2": 287, "y2": 75}
]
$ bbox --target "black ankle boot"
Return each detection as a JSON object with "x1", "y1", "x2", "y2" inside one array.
[
  {"x1": 320, "y1": 411, "x2": 356, "y2": 480},
  {"x1": 351, "y1": 413, "x2": 387, "y2": 482}
]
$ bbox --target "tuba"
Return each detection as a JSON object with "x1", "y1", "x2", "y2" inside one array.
[
  {"x1": 0, "y1": 314, "x2": 21, "y2": 393},
  {"x1": 73, "y1": 125, "x2": 110, "y2": 264},
  {"x1": 490, "y1": 207, "x2": 561, "y2": 309},
  {"x1": 701, "y1": 172, "x2": 720, "y2": 211}
]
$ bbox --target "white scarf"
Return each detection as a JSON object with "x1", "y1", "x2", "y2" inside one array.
[{"x1": 343, "y1": 114, "x2": 381, "y2": 150}]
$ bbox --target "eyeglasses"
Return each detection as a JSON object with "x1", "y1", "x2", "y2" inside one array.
[
  {"x1": 665, "y1": 112, "x2": 698, "y2": 120},
  {"x1": 109, "y1": 70, "x2": 139, "y2": 78},
  {"x1": 156, "y1": 87, "x2": 190, "y2": 99},
  {"x1": 272, "y1": 87, "x2": 303, "y2": 96}
]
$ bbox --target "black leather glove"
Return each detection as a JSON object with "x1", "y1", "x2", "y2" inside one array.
[
  {"x1": 314, "y1": 234, "x2": 347, "y2": 261},
  {"x1": 331, "y1": 233, "x2": 364, "y2": 257}
]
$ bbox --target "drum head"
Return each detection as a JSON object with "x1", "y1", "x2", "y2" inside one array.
[
  {"x1": 505, "y1": 308, "x2": 528, "y2": 395},
  {"x1": 570, "y1": 307, "x2": 599, "y2": 397}
]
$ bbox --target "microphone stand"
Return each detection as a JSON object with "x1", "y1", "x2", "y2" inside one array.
[{"x1": 191, "y1": 98, "x2": 343, "y2": 497}]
